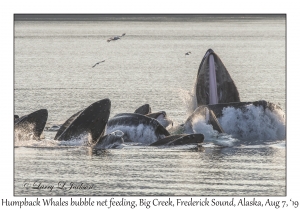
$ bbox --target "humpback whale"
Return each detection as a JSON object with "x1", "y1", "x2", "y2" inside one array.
[
  {"x1": 106, "y1": 113, "x2": 203, "y2": 146},
  {"x1": 53, "y1": 100, "x2": 202, "y2": 148},
  {"x1": 186, "y1": 49, "x2": 285, "y2": 141},
  {"x1": 53, "y1": 99, "x2": 127, "y2": 149},
  {"x1": 54, "y1": 99, "x2": 111, "y2": 144},
  {"x1": 14, "y1": 109, "x2": 48, "y2": 141},
  {"x1": 106, "y1": 113, "x2": 170, "y2": 144},
  {"x1": 185, "y1": 100, "x2": 285, "y2": 141}
]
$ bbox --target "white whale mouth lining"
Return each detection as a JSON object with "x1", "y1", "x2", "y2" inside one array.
[{"x1": 208, "y1": 54, "x2": 218, "y2": 105}]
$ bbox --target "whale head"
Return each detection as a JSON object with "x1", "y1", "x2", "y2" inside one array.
[
  {"x1": 195, "y1": 49, "x2": 240, "y2": 106},
  {"x1": 55, "y1": 98, "x2": 111, "y2": 144}
]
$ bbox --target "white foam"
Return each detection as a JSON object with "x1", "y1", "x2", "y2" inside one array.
[
  {"x1": 155, "y1": 113, "x2": 173, "y2": 129},
  {"x1": 219, "y1": 104, "x2": 286, "y2": 141},
  {"x1": 14, "y1": 123, "x2": 38, "y2": 141},
  {"x1": 106, "y1": 124, "x2": 164, "y2": 144},
  {"x1": 168, "y1": 123, "x2": 184, "y2": 135},
  {"x1": 177, "y1": 87, "x2": 198, "y2": 117},
  {"x1": 57, "y1": 132, "x2": 91, "y2": 146},
  {"x1": 269, "y1": 141, "x2": 286, "y2": 149},
  {"x1": 184, "y1": 114, "x2": 238, "y2": 147},
  {"x1": 188, "y1": 114, "x2": 219, "y2": 137},
  {"x1": 211, "y1": 133, "x2": 239, "y2": 147}
]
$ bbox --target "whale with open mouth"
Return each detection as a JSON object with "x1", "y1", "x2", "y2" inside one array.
[
  {"x1": 106, "y1": 113, "x2": 170, "y2": 145},
  {"x1": 54, "y1": 99, "x2": 203, "y2": 148},
  {"x1": 54, "y1": 98, "x2": 111, "y2": 145},
  {"x1": 185, "y1": 49, "x2": 285, "y2": 141},
  {"x1": 14, "y1": 109, "x2": 48, "y2": 141}
]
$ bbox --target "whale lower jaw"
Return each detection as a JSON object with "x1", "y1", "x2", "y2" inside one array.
[{"x1": 54, "y1": 98, "x2": 111, "y2": 144}]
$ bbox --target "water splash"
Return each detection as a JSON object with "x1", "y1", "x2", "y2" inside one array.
[
  {"x1": 106, "y1": 125, "x2": 165, "y2": 144},
  {"x1": 15, "y1": 131, "x2": 91, "y2": 148},
  {"x1": 57, "y1": 132, "x2": 91, "y2": 146},
  {"x1": 183, "y1": 113, "x2": 238, "y2": 147},
  {"x1": 14, "y1": 123, "x2": 38, "y2": 141},
  {"x1": 168, "y1": 122, "x2": 184, "y2": 135},
  {"x1": 183, "y1": 103, "x2": 285, "y2": 146},
  {"x1": 155, "y1": 113, "x2": 173, "y2": 129},
  {"x1": 177, "y1": 86, "x2": 197, "y2": 117},
  {"x1": 219, "y1": 104, "x2": 286, "y2": 141}
]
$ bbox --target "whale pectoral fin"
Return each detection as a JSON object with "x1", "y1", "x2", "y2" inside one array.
[
  {"x1": 149, "y1": 135, "x2": 184, "y2": 146},
  {"x1": 150, "y1": 134, "x2": 204, "y2": 146},
  {"x1": 208, "y1": 110, "x2": 224, "y2": 133}
]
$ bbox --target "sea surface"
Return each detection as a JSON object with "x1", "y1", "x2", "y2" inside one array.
[{"x1": 14, "y1": 15, "x2": 286, "y2": 196}]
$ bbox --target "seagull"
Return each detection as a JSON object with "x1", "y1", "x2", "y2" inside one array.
[
  {"x1": 92, "y1": 60, "x2": 105, "y2": 68},
  {"x1": 185, "y1": 51, "x2": 191, "y2": 56},
  {"x1": 107, "y1": 33, "x2": 126, "y2": 42}
]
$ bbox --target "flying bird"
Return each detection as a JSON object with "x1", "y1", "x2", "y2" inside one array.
[
  {"x1": 92, "y1": 60, "x2": 105, "y2": 68},
  {"x1": 107, "y1": 36, "x2": 120, "y2": 42},
  {"x1": 107, "y1": 33, "x2": 126, "y2": 42},
  {"x1": 185, "y1": 51, "x2": 191, "y2": 56}
]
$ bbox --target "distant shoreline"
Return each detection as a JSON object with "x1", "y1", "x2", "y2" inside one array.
[{"x1": 14, "y1": 14, "x2": 285, "y2": 22}]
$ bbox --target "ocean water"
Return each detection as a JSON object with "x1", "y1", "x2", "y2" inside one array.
[{"x1": 14, "y1": 15, "x2": 286, "y2": 196}]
